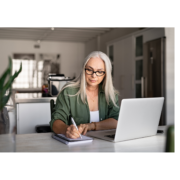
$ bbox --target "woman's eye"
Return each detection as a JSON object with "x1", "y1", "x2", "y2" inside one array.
[{"x1": 97, "y1": 71, "x2": 103, "y2": 74}]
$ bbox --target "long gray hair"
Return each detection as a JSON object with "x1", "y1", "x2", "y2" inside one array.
[{"x1": 59, "y1": 51, "x2": 119, "y2": 107}]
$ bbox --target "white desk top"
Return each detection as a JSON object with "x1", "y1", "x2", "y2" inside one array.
[{"x1": 15, "y1": 126, "x2": 167, "y2": 152}]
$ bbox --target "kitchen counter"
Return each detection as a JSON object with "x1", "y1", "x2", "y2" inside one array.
[
  {"x1": 15, "y1": 97, "x2": 56, "y2": 134},
  {"x1": 15, "y1": 97, "x2": 57, "y2": 104}
]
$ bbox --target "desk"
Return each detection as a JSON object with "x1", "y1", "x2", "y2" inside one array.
[
  {"x1": 0, "y1": 134, "x2": 15, "y2": 152},
  {"x1": 15, "y1": 126, "x2": 167, "y2": 152}
]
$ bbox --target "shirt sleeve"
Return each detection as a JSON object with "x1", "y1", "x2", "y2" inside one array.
[
  {"x1": 49, "y1": 89, "x2": 71, "y2": 130},
  {"x1": 107, "y1": 94, "x2": 120, "y2": 120}
]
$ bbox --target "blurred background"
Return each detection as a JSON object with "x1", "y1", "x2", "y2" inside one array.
[{"x1": 0, "y1": 27, "x2": 174, "y2": 139}]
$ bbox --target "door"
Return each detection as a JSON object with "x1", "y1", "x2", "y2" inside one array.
[{"x1": 143, "y1": 37, "x2": 166, "y2": 125}]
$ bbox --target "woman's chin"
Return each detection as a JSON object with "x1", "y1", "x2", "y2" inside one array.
[{"x1": 87, "y1": 82, "x2": 99, "y2": 87}]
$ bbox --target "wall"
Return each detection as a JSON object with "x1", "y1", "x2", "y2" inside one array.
[
  {"x1": 106, "y1": 28, "x2": 174, "y2": 125},
  {"x1": 85, "y1": 28, "x2": 140, "y2": 56},
  {"x1": 85, "y1": 37, "x2": 98, "y2": 56},
  {"x1": 0, "y1": 39, "x2": 85, "y2": 78},
  {"x1": 107, "y1": 28, "x2": 165, "y2": 98},
  {"x1": 165, "y1": 28, "x2": 174, "y2": 125},
  {"x1": 113, "y1": 36, "x2": 134, "y2": 101}
]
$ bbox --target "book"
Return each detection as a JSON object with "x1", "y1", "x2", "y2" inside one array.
[{"x1": 52, "y1": 134, "x2": 93, "y2": 145}]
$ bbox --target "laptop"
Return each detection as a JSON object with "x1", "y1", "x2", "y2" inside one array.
[{"x1": 86, "y1": 97, "x2": 164, "y2": 142}]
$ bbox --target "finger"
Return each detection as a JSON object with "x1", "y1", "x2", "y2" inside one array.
[
  {"x1": 81, "y1": 125, "x2": 87, "y2": 134},
  {"x1": 67, "y1": 126, "x2": 71, "y2": 131},
  {"x1": 69, "y1": 125, "x2": 82, "y2": 138},
  {"x1": 82, "y1": 126, "x2": 88, "y2": 135},
  {"x1": 71, "y1": 129, "x2": 80, "y2": 137},
  {"x1": 70, "y1": 127, "x2": 81, "y2": 138},
  {"x1": 66, "y1": 126, "x2": 79, "y2": 139},
  {"x1": 78, "y1": 124, "x2": 84, "y2": 134},
  {"x1": 66, "y1": 126, "x2": 73, "y2": 134},
  {"x1": 67, "y1": 125, "x2": 75, "y2": 133},
  {"x1": 70, "y1": 124, "x2": 77, "y2": 131},
  {"x1": 66, "y1": 131, "x2": 79, "y2": 139},
  {"x1": 69, "y1": 125, "x2": 78, "y2": 133},
  {"x1": 65, "y1": 131, "x2": 71, "y2": 138},
  {"x1": 70, "y1": 124, "x2": 76, "y2": 130}
]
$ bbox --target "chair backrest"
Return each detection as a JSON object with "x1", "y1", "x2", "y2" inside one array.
[
  {"x1": 35, "y1": 99, "x2": 55, "y2": 133},
  {"x1": 50, "y1": 99, "x2": 55, "y2": 115}
]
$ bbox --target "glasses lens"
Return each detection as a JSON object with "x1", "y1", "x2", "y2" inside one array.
[
  {"x1": 86, "y1": 69, "x2": 93, "y2": 75},
  {"x1": 85, "y1": 68, "x2": 105, "y2": 76},
  {"x1": 96, "y1": 71, "x2": 104, "y2": 76}
]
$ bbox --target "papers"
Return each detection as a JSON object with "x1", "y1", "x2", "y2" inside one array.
[{"x1": 52, "y1": 134, "x2": 93, "y2": 145}]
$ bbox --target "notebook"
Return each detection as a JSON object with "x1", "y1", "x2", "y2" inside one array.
[{"x1": 52, "y1": 134, "x2": 93, "y2": 145}]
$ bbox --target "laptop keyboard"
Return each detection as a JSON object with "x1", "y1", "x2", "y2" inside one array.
[{"x1": 105, "y1": 134, "x2": 115, "y2": 138}]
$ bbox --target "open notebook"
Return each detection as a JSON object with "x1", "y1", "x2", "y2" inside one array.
[{"x1": 52, "y1": 134, "x2": 93, "y2": 145}]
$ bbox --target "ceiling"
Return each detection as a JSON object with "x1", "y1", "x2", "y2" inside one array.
[{"x1": 0, "y1": 28, "x2": 112, "y2": 43}]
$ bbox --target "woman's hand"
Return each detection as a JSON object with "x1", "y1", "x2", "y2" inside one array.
[
  {"x1": 78, "y1": 123, "x2": 95, "y2": 135},
  {"x1": 65, "y1": 124, "x2": 81, "y2": 139},
  {"x1": 65, "y1": 123, "x2": 95, "y2": 138},
  {"x1": 78, "y1": 124, "x2": 89, "y2": 135}
]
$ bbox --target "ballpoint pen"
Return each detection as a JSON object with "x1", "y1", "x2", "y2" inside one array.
[{"x1": 71, "y1": 117, "x2": 82, "y2": 139}]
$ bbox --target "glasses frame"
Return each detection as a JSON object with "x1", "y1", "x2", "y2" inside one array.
[{"x1": 85, "y1": 68, "x2": 105, "y2": 77}]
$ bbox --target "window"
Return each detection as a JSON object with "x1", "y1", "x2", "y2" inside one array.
[
  {"x1": 12, "y1": 54, "x2": 41, "y2": 99},
  {"x1": 108, "y1": 45, "x2": 114, "y2": 77},
  {"x1": 136, "y1": 35, "x2": 143, "y2": 57},
  {"x1": 135, "y1": 35, "x2": 143, "y2": 98},
  {"x1": 136, "y1": 59, "x2": 143, "y2": 80},
  {"x1": 12, "y1": 58, "x2": 37, "y2": 88},
  {"x1": 12, "y1": 53, "x2": 60, "y2": 99},
  {"x1": 38, "y1": 60, "x2": 43, "y2": 88}
]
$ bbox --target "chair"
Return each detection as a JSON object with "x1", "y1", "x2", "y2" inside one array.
[
  {"x1": 35, "y1": 99, "x2": 55, "y2": 133},
  {"x1": 50, "y1": 99, "x2": 55, "y2": 114}
]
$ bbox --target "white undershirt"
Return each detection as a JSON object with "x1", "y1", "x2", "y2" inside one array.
[{"x1": 90, "y1": 111, "x2": 99, "y2": 123}]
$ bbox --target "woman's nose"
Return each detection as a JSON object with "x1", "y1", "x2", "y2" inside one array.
[{"x1": 92, "y1": 72, "x2": 97, "y2": 78}]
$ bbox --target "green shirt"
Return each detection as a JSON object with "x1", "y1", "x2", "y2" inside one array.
[{"x1": 49, "y1": 84, "x2": 120, "y2": 130}]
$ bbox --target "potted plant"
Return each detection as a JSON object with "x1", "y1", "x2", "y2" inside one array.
[{"x1": 0, "y1": 57, "x2": 22, "y2": 134}]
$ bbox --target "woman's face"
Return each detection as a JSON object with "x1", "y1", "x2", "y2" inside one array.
[{"x1": 85, "y1": 57, "x2": 106, "y2": 88}]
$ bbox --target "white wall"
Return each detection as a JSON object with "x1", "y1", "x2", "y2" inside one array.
[
  {"x1": 85, "y1": 38, "x2": 97, "y2": 56},
  {"x1": 113, "y1": 36, "x2": 135, "y2": 101},
  {"x1": 0, "y1": 39, "x2": 85, "y2": 78},
  {"x1": 100, "y1": 28, "x2": 140, "y2": 53},
  {"x1": 85, "y1": 28, "x2": 140, "y2": 56},
  {"x1": 165, "y1": 28, "x2": 174, "y2": 125}
]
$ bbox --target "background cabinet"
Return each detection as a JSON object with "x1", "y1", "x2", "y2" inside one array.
[{"x1": 16, "y1": 98, "x2": 55, "y2": 134}]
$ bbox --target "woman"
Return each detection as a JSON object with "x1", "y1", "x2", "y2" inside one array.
[{"x1": 50, "y1": 51, "x2": 120, "y2": 139}]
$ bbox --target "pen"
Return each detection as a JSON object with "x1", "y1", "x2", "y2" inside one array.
[{"x1": 71, "y1": 117, "x2": 82, "y2": 139}]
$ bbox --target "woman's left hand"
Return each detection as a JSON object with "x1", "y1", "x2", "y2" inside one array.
[{"x1": 78, "y1": 124, "x2": 93, "y2": 135}]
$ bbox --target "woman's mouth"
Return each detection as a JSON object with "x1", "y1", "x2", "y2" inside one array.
[{"x1": 89, "y1": 79, "x2": 96, "y2": 83}]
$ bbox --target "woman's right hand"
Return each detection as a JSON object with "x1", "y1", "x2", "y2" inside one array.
[{"x1": 65, "y1": 124, "x2": 81, "y2": 139}]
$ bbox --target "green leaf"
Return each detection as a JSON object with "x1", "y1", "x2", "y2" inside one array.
[
  {"x1": 0, "y1": 91, "x2": 11, "y2": 111},
  {"x1": 1, "y1": 61, "x2": 22, "y2": 94},
  {"x1": 0, "y1": 57, "x2": 11, "y2": 89},
  {"x1": 0, "y1": 58, "x2": 22, "y2": 108},
  {"x1": 1, "y1": 76, "x2": 15, "y2": 98},
  {"x1": 9, "y1": 56, "x2": 12, "y2": 75}
]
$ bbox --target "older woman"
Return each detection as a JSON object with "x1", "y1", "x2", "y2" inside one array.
[{"x1": 50, "y1": 51, "x2": 120, "y2": 139}]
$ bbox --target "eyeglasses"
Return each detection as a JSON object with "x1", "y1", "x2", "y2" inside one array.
[{"x1": 85, "y1": 68, "x2": 105, "y2": 76}]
